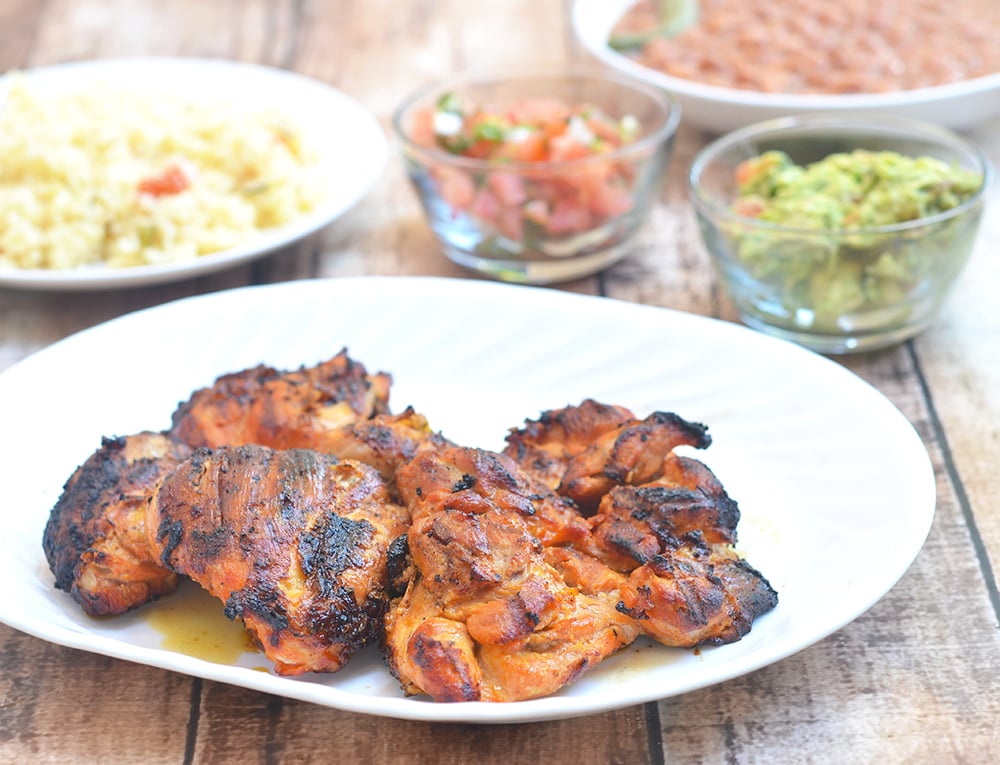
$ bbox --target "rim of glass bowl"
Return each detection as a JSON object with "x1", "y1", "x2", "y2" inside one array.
[
  {"x1": 392, "y1": 68, "x2": 681, "y2": 173},
  {"x1": 688, "y1": 113, "x2": 993, "y2": 237}
]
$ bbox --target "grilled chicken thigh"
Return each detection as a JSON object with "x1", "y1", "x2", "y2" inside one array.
[
  {"x1": 169, "y1": 348, "x2": 445, "y2": 485},
  {"x1": 42, "y1": 432, "x2": 192, "y2": 616},
  {"x1": 618, "y1": 541, "x2": 778, "y2": 647},
  {"x1": 501, "y1": 399, "x2": 634, "y2": 493},
  {"x1": 44, "y1": 350, "x2": 407, "y2": 619},
  {"x1": 505, "y1": 401, "x2": 777, "y2": 650},
  {"x1": 147, "y1": 444, "x2": 409, "y2": 675},
  {"x1": 588, "y1": 455, "x2": 777, "y2": 645},
  {"x1": 385, "y1": 446, "x2": 638, "y2": 702}
]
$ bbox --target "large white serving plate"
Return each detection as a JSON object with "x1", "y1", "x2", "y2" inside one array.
[
  {"x1": 0, "y1": 277, "x2": 935, "y2": 723},
  {"x1": 573, "y1": 0, "x2": 1000, "y2": 133},
  {"x1": 0, "y1": 58, "x2": 387, "y2": 290}
]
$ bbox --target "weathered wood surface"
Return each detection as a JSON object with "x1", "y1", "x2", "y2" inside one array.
[{"x1": 1, "y1": 1, "x2": 998, "y2": 763}]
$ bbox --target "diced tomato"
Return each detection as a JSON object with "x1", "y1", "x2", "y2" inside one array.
[
  {"x1": 548, "y1": 134, "x2": 592, "y2": 163},
  {"x1": 498, "y1": 206, "x2": 524, "y2": 241},
  {"x1": 494, "y1": 131, "x2": 547, "y2": 162},
  {"x1": 411, "y1": 95, "x2": 644, "y2": 244},
  {"x1": 435, "y1": 166, "x2": 476, "y2": 211},
  {"x1": 522, "y1": 199, "x2": 550, "y2": 227},
  {"x1": 487, "y1": 172, "x2": 527, "y2": 207},
  {"x1": 410, "y1": 108, "x2": 436, "y2": 147},
  {"x1": 138, "y1": 164, "x2": 190, "y2": 196},
  {"x1": 733, "y1": 198, "x2": 766, "y2": 218},
  {"x1": 546, "y1": 199, "x2": 593, "y2": 235},
  {"x1": 734, "y1": 160, "x2": 759, "y2": 187},
  {"x1": 588, "y1": 182, "x2": 633, "y2": 218},
  {"x1": 506, "y1": 97, "x2": 572, "y2": 126},
  {"x1": 470, "y1": 186, "x2": 501, "y2": 223},
  {"x1": 587, "y1": 117, "x2": 624, "y2": 147}
]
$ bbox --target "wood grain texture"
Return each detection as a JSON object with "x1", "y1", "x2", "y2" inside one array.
[
  {"x1": 189, "y1": 682, "x2": 653, "y2": 765},
  {"x1": 0, "y1": 625, "x2": 192, "y2": 764},
  {"x1": 1, "y1": 0, "x2": 999, "y2": 763}
]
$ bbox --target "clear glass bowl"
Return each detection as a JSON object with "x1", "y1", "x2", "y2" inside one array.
[
  {"x1": 393, "y1": 70, "x2": 680, "y2": 284},
  {"x1": 689, "y1": 114, "x2": 992, "y2": 354}
]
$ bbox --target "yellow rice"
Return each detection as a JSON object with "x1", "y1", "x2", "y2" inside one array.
[{"x1": 0, "y1": 74, "x2": 324, "y2": 270}]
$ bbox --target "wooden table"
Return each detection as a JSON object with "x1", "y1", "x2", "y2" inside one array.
[{"x1": 2, "y1": 1, "x2": 998, "y2": 762}]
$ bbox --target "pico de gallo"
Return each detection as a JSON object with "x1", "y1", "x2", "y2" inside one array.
[{"x1": 408, "y1": 92, "x2": 645, "y2": 244}]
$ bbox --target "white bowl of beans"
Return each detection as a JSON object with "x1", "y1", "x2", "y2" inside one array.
[
  {"x1": 688, "y1": 114, "x2": 992, "y2": 353},
  {"x1": 573, "y1": 0, "x2": 1000, "y2": 133}
]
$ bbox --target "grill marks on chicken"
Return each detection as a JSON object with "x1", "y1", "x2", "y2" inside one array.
[
  {"x1": 42, "y1": 351, "x2": 437, "y2": 676},
  {"x1": 504, "y1": 400, "x2": 712, "y2": 513},
  {"x1": 501, "y1": 399, "x2": 634, "y2": 493},
  {"x1": 42, "y1": 351, "x2": 778, "y2": 699},
  {"x1": 385, "y1": 446, "x2": 639, "y2": 702},
  {"x1": 147, "y1": 445, "x2": 408, "y2": 675},
  {"x1": 43, "y1": 350, "x2": 399, "y2": 620},
  {"x1": 168, "y1": 348, "x2": 392, "y2": 450},
  {"x1": 504, "y1": 402, "x2": 778, "y2": 652},
  {"x1": 619, "y1": 544, "x2": 778, "y2": 647},
  {"x1": 42, "y1": 433, "x2": 193, "y2": 616}
]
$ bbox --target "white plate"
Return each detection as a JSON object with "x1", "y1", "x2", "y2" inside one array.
[
  {"x1": 0, "y1": 277, "x2": 934, "y2": 723},
  {"x1": 0, "y1": 58, "x2": 387, "y2": 290},
  {"x1": 573, "y1": 0, "x2": 1000, "y2": 133}
]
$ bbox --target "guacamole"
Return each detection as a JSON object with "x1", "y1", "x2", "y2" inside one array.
[{"x1": 727, "y1": 149, "x2": 984, "y2": 332}]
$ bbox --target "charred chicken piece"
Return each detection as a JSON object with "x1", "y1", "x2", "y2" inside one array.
[
  {"x1": 169, "y1": 348, "x2": 392, "y2": 450},
  {"x1": 314, "y1": 407, "x2": 453, "y2": 484},
  {"x1": 585, "y1": 452, "x2": 777, "y2": 647},
  {"x1": 398, "y1": 443, "x2": 590, "y2": 548},
  {"x1": 42, "y1": 433, "x2": 193, "y2": 616},
  {"x1": 502, "y1": 399, "x2": 635, "y2": 492},
  {"x1": 619, "y1": 539, "x2": 778, "y2": 648},
  {"x1": 146, "y1": 445, "x2": 409, "y2": 676},
  {"x1": 385, "y1": 446, "x2": 639, "y2": 702},
  {"x1": 505, "y1": 402, "x2": 712, "y2": 513},
  {"x1": 588, "y1": 455, "x2": 741, "y2": 572}
]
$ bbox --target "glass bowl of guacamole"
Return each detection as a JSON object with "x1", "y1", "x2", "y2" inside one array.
[{"x1": 689, "y1": 114, "x2": 991, "y2": 353}]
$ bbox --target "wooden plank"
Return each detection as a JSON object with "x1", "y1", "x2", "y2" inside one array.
[
  {"x1": 0, "y1": 625, "x2": 191, "y2": 764},
  {"x1": 912, "y1": 117, "x2": 1000, "y2": 591},
  {"x1": 22, "y1": 0, "x2": 302, "y2": 64},
  {"x1": 0, "y1": 0, "x2": 45, "y2": 71},
  {"x1": 190, "y1": 681, "x2": 654, "y2": 765}
]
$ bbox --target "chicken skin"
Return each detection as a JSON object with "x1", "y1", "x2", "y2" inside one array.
[
  {"x1": 168, "y1": 348, "x2": 446, "y2": 485},
  {"x1": 618, "y1": 541, "x2": 778, "y2": 647},
  {"x1": 501, "y1": 399, "x2": 634, "y2": 493},
  {"x1": 385, "y1": 446, "x2": 639, "y2": 702},
  {"x1": 42, "y1": 433, "x2": 193, "y2": 616},
  {"x1": 169, "y1": 348, "x2": 392, "y2": 450},
  {"x1": 43, "y1": 350, "x2": 403, "y2": 620},
  {"x1": 146, "y1": 445, "x2": 409, "y2": 675},
  {"x1": 504, "y1": 402, "x2": 712, "y2": 513},
  {"x1": 505, "y1": 401, "x2": 777, "y2": 649},
  {"x1": 311, "y1": 407, "x2": 452, "y2": 485},
  {"x1": 587, "y1": 453, "x2": 777, "y2": 647}
]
